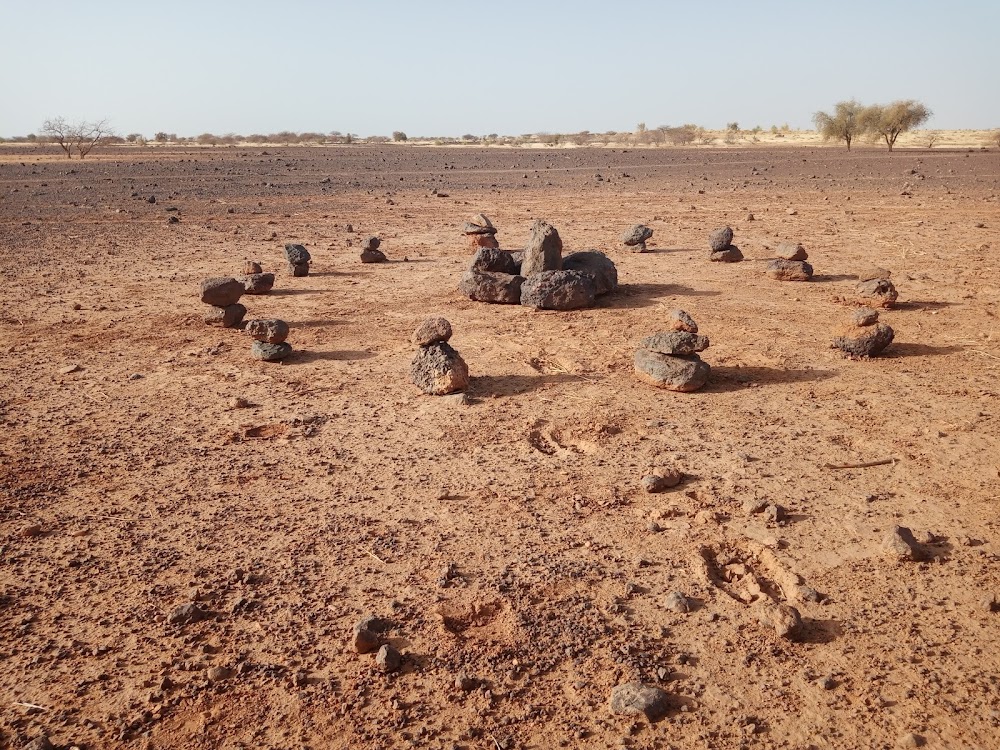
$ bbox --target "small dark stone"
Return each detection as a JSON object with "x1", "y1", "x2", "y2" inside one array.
[
  {"x1": 639, "y1": 331, "x2": 710, "y2": 356},
  {"x1": 710, "y1": 245, "x2": 744, "y2": 263},
  {"x1": 360, "y1": 248, "x2": 388, "y2": 263},
  {"x1": 634, "y1": 350, "x2": 710, "y2": 392},
  {"x1": 609, "y1": 682, "x2": 670, "y2": 720},
  {"x1": 361, "y1": 236, "x2": 381, "y2": 252},
  {"x1": 521, "y1": 220, "x2": 563, "y2": 276},
  {"x1": 621, "y1": 224, "x2": 654, "y2": 246},
  {"x1": 413, "y1": 317, "x2": 452, "y2": 346},
  {"x1": 284, "y1": 243, "x2": 311, "y2": 265},
  {"x1": 766, "y1": 259, "x2": 813, "y2": 280},
  {"x1": 774, "y1": 242, "x2": 808, "y2": 261},
  {"x1": 832, "y1": 322, "x2": 894, "y2": 357},
  {"x1": 410, "y1": 342, "x2": 469, "y2": 395},
  {"x1": 668, "y1": 309, "x2": 698, "y2": 333},
  {"x1": 250, "y1": 341, "x2": 293, "y2": 362},
  {"x1": 459, "y1": 270, "x2": 524, "y2": 304},
  {"x1": 561, "y1": 250, "x2": 618, "y2": 296},
  {"x1": 376, "y1": 644, "x2": 402, "y2": 673},
  {"x1": 168, "y1": 602, "x2": 208, "y2": 626},
  {"x1": 852, "y1": 307, "x2": 880, "y2": 326},
  {"x1": 470, "y1": 246, "x2": 517, "y2": 275},
  {"x1": 856, "y1": 278, "x2": 898, "y2": 308},
  {"x1": 520, "y1": 270, "x2": 596, "y2": 310},
  {"x1": 242, "y1": 272, "x2": 275, "y2": 294},
  {"x1": 708, "y1": 226, "x2": 734, "y2": 251},
  {"x1": 664, "y1": 591, "x2": 692, "y2": 614},
  {"x1": 245, "y1": 319, "x2": 290, "y2": 344},
  {"x1": 882, "y1": 525, "x2": 927, "y2": 561},
  {"x1": 200, "y1": 277, "x2": 245, "y2": 307},
  {"x1": 204, "y1": 303, "x2": 246, "y2": 328},
  {"x1": 288, "y1": 262, "x2": 309, "y2": 277}
]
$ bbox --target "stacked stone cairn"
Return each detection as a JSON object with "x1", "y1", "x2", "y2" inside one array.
[
  {"x1": 240, "y1": 260, "x2": 275, "y2": 295},
  {"x1": 459, "y1": 220, "x2": 617, "y2": 310},
  {"x1": 200, "y1": 277, "x2": 246, "y2": 328},
  {"x1": 855, "y1": 268, "x2": 898, "y2": 308},
  {"x1": 246, "y1": 319, "x2": 293, "y2": 362},
  {"x1": 410, "y1": 317, "x2": 469, "y2": 395},
  {"x1": 708, "y1": 226, "x2": 743, "y2": 262},
  {"x1": 360, "y1": 236, "x2": 388, "y2": 264},
  {"x1": 633, "y1": 310, "x2": 711, "y2": 392},
  {"x1": 832, "y1": 307, "x2": 894, "y2": 357},
  {"x1": 621, "y1": 223, "x2": 653, "y2": 253},
  {"x1": 462, "y1": 214, "x2": 499, "y2": 250},
  {"x1": 285, "y1": 244, "x2": 311, "y2": 277},
  {"x1": 766, "y1": 242, "x2": 814, "y2": 281}
]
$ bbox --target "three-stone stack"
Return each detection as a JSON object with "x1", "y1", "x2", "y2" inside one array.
[{"x1": 633, "y1": 310, "x2": 711, "y2": 392}]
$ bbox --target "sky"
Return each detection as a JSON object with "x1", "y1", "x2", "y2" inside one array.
[{"x1": 2, "y1": 0, "x2": 998, "y2": 138}]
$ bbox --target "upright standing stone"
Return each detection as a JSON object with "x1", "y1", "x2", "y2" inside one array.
[{"x1": 520, "y1": 220, "x2": 563, "y2": 277}]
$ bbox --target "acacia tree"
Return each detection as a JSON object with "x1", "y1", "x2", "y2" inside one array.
[
  {"x1": 813, "y1": 99, "x2": 865, "y2": 150},
  {"x1": 41, "y1": 117, "x2": 114, "y2": 158},
  {"x1": 862, "y1": 100, "x2": 932, "y2": 152}
]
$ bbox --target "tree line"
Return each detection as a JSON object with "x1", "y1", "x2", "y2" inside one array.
[{"x1": 813, "y1": 100, "x2": 931, "y2": 152}]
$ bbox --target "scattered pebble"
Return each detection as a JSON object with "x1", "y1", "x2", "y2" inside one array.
[
  {"x1": 376, "y1": 644, "x2": 402, "y2": 673},
  {"x1": 609, "y1": 682, "x2": 670, "y2": 720}
]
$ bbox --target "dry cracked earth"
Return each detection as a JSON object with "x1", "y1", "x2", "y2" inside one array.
[{"x1": 1, "y1": 144, "x2": 999, "y2": 750}]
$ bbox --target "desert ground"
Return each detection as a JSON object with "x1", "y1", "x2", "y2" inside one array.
[{"x1": 1, "y1": 143, "x2": 999, "y2": 750}]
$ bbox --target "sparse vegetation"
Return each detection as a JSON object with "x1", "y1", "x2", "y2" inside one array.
[
  {"x1": 861, "y1": 100, "x2": 932, "y2": 152},
  {"x1": 813, "y1": 99, "x2": 866, "y2": 151},
  {"x1": 392, "y1": 131, "x2": 407, "y2": 142},
  {"x1": 40, "y1": 117, "x2": 114, "y2": 158}
]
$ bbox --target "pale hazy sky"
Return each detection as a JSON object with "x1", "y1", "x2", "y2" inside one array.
[{"x1": 2, "y1": 0, "x2": 998, "y2": 138}]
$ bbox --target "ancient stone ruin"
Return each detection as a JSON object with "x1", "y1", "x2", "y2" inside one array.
[
  {"x1": 360, "y1": 236, "x2": 388, "y2": 264},
  {"x1": 708, "y1": 226, "x2": 743, "y2": 263},
  {"x1": 621, "y1": 223, "x2": 653, "y2": 253},
  {"x1": 832, "y1": 307, "x2": 894, "y2": 357},
  {"x1": 462, "y1": 214, "x2": 499, "y2": 250},
  {"x1": 200, "y1": 277, "x2": 246, "y2": 328},
  {"x1": 410, "y1": 317, "x2": 469, "y2": 395},
  {"x1": 240, "y1": 260, "x2": 275, "y2": 295},
  {"x1": 284, "y1": 243, "x2": 311, "y2": 277},
  {"x1": 633, "y1": 309, "x2": 711, "y2": 392},
  {"x1": 855, "y1": 268, "x2": 898, "y2": 308},
  {"x1": 459, "y1": 220, "x2": 617, "y2": 311},
  {"x1": 246, "y1": 318, "x2": 292, "y2": 362},
  {"x1": 766, "y1": 242, "x2": 813, "y2": 281}
]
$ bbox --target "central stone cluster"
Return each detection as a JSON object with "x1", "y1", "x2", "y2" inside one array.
[{"x1": 459, "y1": 219, "x2": 617, "y2": 310}]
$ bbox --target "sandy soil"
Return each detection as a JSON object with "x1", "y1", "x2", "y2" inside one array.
[{"x1": 1, "y1": 144, "x2": 999, "y2": 750}]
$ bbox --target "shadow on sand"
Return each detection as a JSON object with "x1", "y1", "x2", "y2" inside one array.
[
  {"x1": 706, "y1": 365, "x2": 837, "y2": 392},
  {"x1": 598, "y1": 283, "x2": 721, "y2": 309},
  {"x1": 469, "y1": 373, "x2": 586, "y2": 398}
]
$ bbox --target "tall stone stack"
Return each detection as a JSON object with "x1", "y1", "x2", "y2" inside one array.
[
  {"x1": 621, "y1": 224, "x2": 654, "y2": 253},
  {"x1": 832, "y1": 307, "x2": 894, "y2": 357},
  {"x1": 463, "y1": 214, "x2": 499, "y2": 250},
  {"x1": 284, "y1": 244, "x2": 311, "y2": 277},
  {"x1": 766, "y1": 242, "x2": 814, "y2": 281},
  {"x1": 246, "y1": 319, "x2": 293, "y2": 362},
  {"x1": 240, "y1": 260, "x2": 275, "y2": 294},
  {"x1": 708, "y1": 226, "x2": 743, "y2": 263},
  {"x1": 633, "y1": 310, "x2": 711, "y2": 392},
  {"x1": 410, "y1": 317, "x2": 469, "y2": 395},
  {"x1": 200, "y1": 277, "x2": 246, "y2": 328}
]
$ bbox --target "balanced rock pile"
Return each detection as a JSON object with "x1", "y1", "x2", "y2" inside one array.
[
  {"x1": 634, "y1": 310, "x2": 711, "y2": 392},
  {"x1": 621, "y1": 223, "x2": 653, "y2": 253},
  {"x1": 200, "y1": 277, "x2": 246, "y2": 328},
  {"x1": 855, "y1": 268, "x2": 898, "y2": 308},
  {"x1": 240, "y1": 260, "x2": 275, "y2": 295},
  {"x1": 246, "y1": 318, "x2": 292, "y2": 362},
  {"x1": 284, "y1": 244, "x2": 311, "y2": 277},
  {"x1": 832, "y1": 307, "x2": 894, "y2": 357},
  {"x1": 410, "y1": 317, "x2": 469, "y2": 395},
  {"x1": 708, "y1": 226, "x2": 743, "y2": 262},
  {"x1": 459, "y1": 220, "x2": 617, "y2": 311},
  {"x1": 360, "y1": 236, "x2": 387, "y2": 263},
  {"x1": 462, "y1": 214, "x2": 499, "y2": 250},
  {"x1": 766, "y1": 242, "x2": 813, "y2": 281}
]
